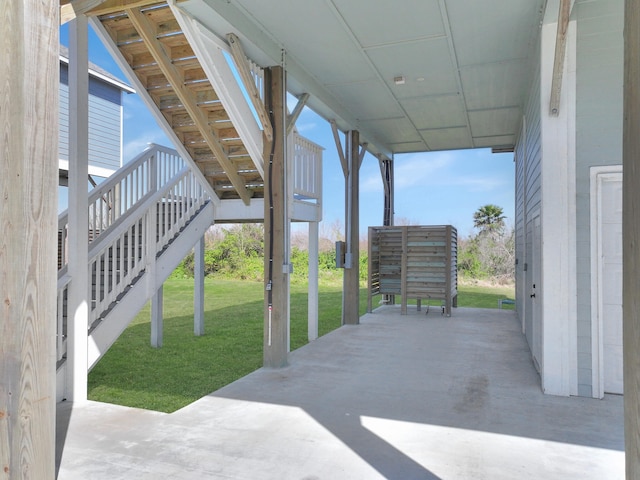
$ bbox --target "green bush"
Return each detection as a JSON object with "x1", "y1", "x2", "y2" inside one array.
[{"x1": 171, "y1": 225, "x2": 372, "y2": 286}]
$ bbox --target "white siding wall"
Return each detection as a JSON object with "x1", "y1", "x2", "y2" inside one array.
[{"x1": 574, "y1": 0, "x2": 623, "y2": 397}]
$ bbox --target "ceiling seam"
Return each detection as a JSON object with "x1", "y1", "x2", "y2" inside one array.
[
  {"x1": 325, "y1": 0, "x2": 427, "y2": 153},
  {"x1": 437, "y1": 0, "x2": 474, "y2": 150},
  {"x1": 361, "y1": 34, "x2": 448, "y2": 51}
]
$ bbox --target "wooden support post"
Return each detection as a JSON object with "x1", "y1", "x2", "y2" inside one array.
[
  {"x1": 263, "y1": 66, "x2": 289, "y2": 368},
  {"x1": 194, "y1": 236, "x2": 205, "y2": 336},
  {"x1": 342, "y1": 130, "x2": 361, "y2": 325},
  {"x1": 0, "y1": 0, "x2": 58, "y2": 477},
  {"x1": 150, "y1": 285, "x2": 164, "y2": 348},
  {"x1": 67, "y1": 15, "x2": 90, "y2": 402},
  {"x1": 624, "y1": 0, "x2": 640, "y2": 475},
  {"x1": 308, "y1": 221, "x2": 319, "y2": 341}
]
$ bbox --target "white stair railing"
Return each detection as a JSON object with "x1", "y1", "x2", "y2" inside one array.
[
  {"x1": 56, "y1": 145, "x2": 210, "y2": 363},
  {"x1": 291, "y1": 132, "x2": 323, "y2": 202}
]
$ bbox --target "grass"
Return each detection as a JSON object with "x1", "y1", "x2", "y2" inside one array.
[{"x1": 88, "y1": 278, "x2": 514, "y2": 412}]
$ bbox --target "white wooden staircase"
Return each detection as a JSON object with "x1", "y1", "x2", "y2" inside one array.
[
  {"x1": 56, "y1": 145, "x2": 214, "y2": 392},
  {"x1": 57, "y1": 1, "x2": 323, "y2": 401}
]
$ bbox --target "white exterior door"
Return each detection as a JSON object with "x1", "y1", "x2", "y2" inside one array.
[{"x1": 592, "y1": 170, "x2": 623, "y2": 396}]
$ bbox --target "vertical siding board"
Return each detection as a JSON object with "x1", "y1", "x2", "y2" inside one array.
[{"x1": 515, "y1": 29, "x2": 542, "y2": 345}]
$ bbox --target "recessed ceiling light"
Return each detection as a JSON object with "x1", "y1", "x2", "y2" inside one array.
[{"x1": 394, "y1": 76, "x2": 405, "y2": 85}]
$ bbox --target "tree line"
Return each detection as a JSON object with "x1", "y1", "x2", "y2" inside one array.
[{"x1": 174, "y1": 204, "x2": 515, "y2": 285}]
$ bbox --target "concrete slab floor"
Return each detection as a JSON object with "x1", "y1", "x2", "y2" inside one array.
[{"x1": 56, "y1": 306, "x2": 624, "y2": 479}]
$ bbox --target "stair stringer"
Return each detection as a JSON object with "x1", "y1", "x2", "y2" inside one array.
[{"x1": 86, "y1": 201, "x2": 215, "y2": 370}]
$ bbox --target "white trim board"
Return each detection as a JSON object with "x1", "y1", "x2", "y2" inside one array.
[
  {"x1": 590, "y1": 165, "x2": 623, "y2": 399},
  {"x1": 539, "y1": 18, "x2": 578, "y2": 396}
]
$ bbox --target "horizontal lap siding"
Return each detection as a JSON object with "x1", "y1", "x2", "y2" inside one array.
[
  {"x1": 515, "y1": 29, "x2": 542, "y2": 350},
  {"x1": 59, "y1": 82, "x2": 69, "y2": 161},
  {"x1": 88, "y1": 94, "x2": 121, "y2": 171},
  {"x1": 59, "y1": 62, "x2": 123, "y2": 173}
]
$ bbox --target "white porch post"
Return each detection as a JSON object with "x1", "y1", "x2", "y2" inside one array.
[
  {"x1": 308, "y1": 221, "x2": 319, "y2": 341},
  {"x1": 194, "y1": 235, "x2": 205, "y2": 336},
  {"x1": 623, "y1": 0, "x2": 640, "y2": 475},
  {"x1": 0, "y1": 0, "x2": 58, "y2": 476},
  {"x1": 538, "y1": 17, "x2": 578, "y2": 396},
  {"x1": 67, "y1": 15, "x2": 90, "y2": 402},
  {"x1": 151, "y1": 286, "x2": 164, "y2": 348}
]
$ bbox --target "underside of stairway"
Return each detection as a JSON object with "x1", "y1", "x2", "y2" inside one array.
[{"x1": 93, "y1": 1, "x2": 265, "y2": 203}]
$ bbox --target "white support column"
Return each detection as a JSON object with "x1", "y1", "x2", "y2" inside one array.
[
  {"x1": 151, "y1": 285, "x2": 163, "y2": 348},
  {"x1": 67, "y1": 15, "x2": 90, "y2": 402},
  {"x1": 194, "y1": 236, "x2": 205, "y2": 336},
  {"x1": 539, "y1": 18, "x2": 578, "y2": 396},
  {"x1": 147, "y1": 156, "x2": 160, "y2": 347},
  {"x1": 308, "y1": 221, "x2": 319, "y2": 341},
  {"x1": 0, "y1": 0, "x2": 58, "y2": 476}
]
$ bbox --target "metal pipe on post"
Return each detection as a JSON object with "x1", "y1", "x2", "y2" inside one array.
[{"x1": 263, "y1": 65, "x2": 289, "y2": 368}]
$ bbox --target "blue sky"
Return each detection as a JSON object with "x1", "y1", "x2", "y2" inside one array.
[{"x1": 62, "y1": 24, "x2": 514, "y2": 239}]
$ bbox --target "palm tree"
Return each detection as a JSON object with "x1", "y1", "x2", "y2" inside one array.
[{"x1": 473, "y1": 204, "x2": 506, "y2": 235}]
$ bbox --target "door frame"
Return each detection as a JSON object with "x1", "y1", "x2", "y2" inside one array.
[{"x1": 590, "y1": 165, "x2": 623, "y2": 398}]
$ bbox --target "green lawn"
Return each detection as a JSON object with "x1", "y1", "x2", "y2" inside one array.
[{"x1": 88, "y1": 278, "x2": 514, "y2": 412}]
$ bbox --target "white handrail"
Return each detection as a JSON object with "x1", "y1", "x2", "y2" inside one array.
[
  {"x1": 56, "y1": 145, "x2": 210, "y2": 362},
  {"x1": 56, "y1": 136, "x2": 320, "y2": 364}
]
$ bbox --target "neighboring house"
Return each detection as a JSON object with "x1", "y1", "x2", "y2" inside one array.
[
  {"x1": 514, "y1": 0, "x2": 623, "y2": 398},
  {"x1": 58, "y1": 45, "x2": 134, "y2": 186}
]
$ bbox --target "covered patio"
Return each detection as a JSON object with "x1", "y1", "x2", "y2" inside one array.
[{"x1": 56, "y1": 307, "x2": 623, "y2": 479}]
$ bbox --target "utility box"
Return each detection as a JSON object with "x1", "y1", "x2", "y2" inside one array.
[{"x1": 368, "y1": 225, "x2": 458, "y2": 316}]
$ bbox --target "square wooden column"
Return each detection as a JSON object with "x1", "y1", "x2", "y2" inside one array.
[
  {"x1": 342, "y1": 130, "x2": 360, "y2": 325},
  {"x1": 263, "y1": 66, "x2": 289, "y2": 368},
  {"x1": 67, "y1": 15, "x2": 90, "y2": 401},
  {"x1": 0, "y1": 1, "x2": 59, "y2": 478},
  {"x1": 624, "y1": 0, "x2": 640, "y2": 475}
]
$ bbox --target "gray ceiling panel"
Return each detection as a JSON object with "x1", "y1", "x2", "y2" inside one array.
[
  {"x1": 468, "y1": 107, "x2": 522, "y2": 138},
  {"x1": 401, "y1": 94, "x2": 467, "y2": 131},
  {"x1": 461, "y1": 60, "x2": 530, "y2": 111},
  {"x1": 332, "y1": 0, "x2": 445, "y2": 48},
  {"x1": 446, "y1": 0, "x2": 545, "y2": 66},
  {"x1": 421, "y1": 127, "x2": 472, "y2": 151},
  {"x1": 473, "y1": 135, "x2": 516, "y2": 148},
  {"x1": 360, "y1": 117, "x2": 424, "y2": 145},
  {"x1": 365, "y1": 37, "x2": 459, "y2": 99},
  {"x1": 329, "y1": 81, "x2": 404, "y2": 121}
]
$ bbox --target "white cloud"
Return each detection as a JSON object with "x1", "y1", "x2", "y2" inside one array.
[
  {"x1": 123, "y1": 131, "x2": 171, "y2": 162},
  {"x1": 295, "y1": 121, "x2": 318, "y2": 133},
  {"x1": 391, "y1": 151, "x2": 510, "y2": 193},
  {"x1": 394, "y1": 152, "x2": 456, "y2": 189}
]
